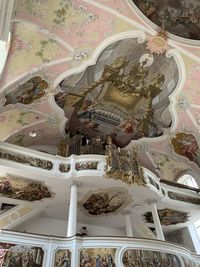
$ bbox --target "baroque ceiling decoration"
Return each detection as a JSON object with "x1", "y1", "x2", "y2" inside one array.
[
  {"x1": 132, "y1": 0, "x2": 200, "y2": 40},
  {"x1": 0, "y1": 176, "x2": 53, "y2": 201},
  {"x1": 146, "y1": 28, "x2": 169, "y2": 55},
  {"x1": 144, "y1": 208, "x2": 189, "y2": 225},
  {"x1": 56, "y1": 38, "x2": 179, "y2": 147},
  {"x1": 0, "y1": 0, "x2": 199, "y2": 184},
  {"x1": 171, "y1": 133, "x2": 200, "y2": 167},
  {"x1": 4, "y1": 76, "x2": 48, "y2": 105},
  {"x1": 79, "y1": 188, "x2": 131, "y2": 216}
]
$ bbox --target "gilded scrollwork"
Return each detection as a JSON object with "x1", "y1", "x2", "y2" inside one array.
[
  {"x1": 105, "y1": 137, "x2": 146, "y2": 186},
  {"x1": 57, "y1": 135, "x2": 70, "y2": 157},
  {"x1": 80, "y1": 136, "x2": 105, "y2": 155},
  {"x1": 55, "y1": 38, "x2": 178, "y2": 150}
]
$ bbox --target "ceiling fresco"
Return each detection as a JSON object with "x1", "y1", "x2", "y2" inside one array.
[
  {"x1": 56, "y1": 38, "x2": 178, "y2": 147},
  {"x1": 147, "y1": 151, "x2": 194, "y2": 181},
  {"x1": 80, "y1": 188, "x2": 131, "y2": 216},
  {"x1": 5, "y1": 76, "x2": 48, "y2": 105},
  {"x1": 6, "y1": 117, "x2": 65, "y2": 149},
  {"x1": 132, "y1": 0, "x2": 200, "y2": 40},
  {"x1": 0, "y1": 0, "x2": 200, "y2": 184},
  {"x1": 171, "y1": 133, "x2": 200, "y2": 167},
  {"x1": 0, "y1": 176, "x2": 53, "y2": 201},
  {"x1": 0, "y1": 22, "x2": 69, "y2": 89},
  {"x1": 144, "y1": 208, "x2": 189, "y2": 225},
  {"x1": 0, "y1": 109, "x2": 47, "y2": 141}
]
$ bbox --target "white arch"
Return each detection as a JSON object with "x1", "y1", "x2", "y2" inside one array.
[{"x1": 53, "y1": 30, "x2": 146, "y2": 87}]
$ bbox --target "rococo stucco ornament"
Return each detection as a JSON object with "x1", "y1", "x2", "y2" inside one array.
[
  {"x1": 144, "y1": 208, "x2": 189, "y2": 225},
  {"x1": 80, "y1": 188, "x2": 131, "y2": 216},
  {"x1": 105, "y1": 136, "x2": 146, "y2": 186}
]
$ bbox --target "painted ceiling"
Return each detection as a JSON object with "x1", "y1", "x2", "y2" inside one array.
[
  {"x1": 133, "y1": 0, "x2": 200, "y2": 40},
  {"x1": 57, "y1": 38, "x2": 178, "y2": 147},
  {"x1": 0, "y1": 0, "x2": 200, "y2": 184}
]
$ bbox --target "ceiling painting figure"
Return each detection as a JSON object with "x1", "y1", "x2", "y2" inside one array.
[
  {"x1": 144, "y1": 208, "x2": 189, "y2": 225},
  {"x1": 0, "y1": 176, "x2": 53, "y2": 201},
  {"x1": 5, "y1": 76, "x2": 48, "y2": 105},
  {"x1": 80, "y1": 188, "x2": 131, "y2": 216},
  {"x1": 171, "y1": 133, "x2": 200, "y2": 167},
  {"x1": 132, "y1": 0, "x2": 200, "y2": 40},
  {"x1": 55, "y1": 38, "x2": 179, "y2": 148}
]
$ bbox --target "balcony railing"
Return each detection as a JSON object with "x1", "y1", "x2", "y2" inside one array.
[
  {"x1": 0, "y1": 142, "x2": 200, "y2": 206},
  {"x1": 0, "y1": 141, "x2": 106, "y2": 177},
  {"x1": 0, "y1": 230, "x2": 199, "y2": 267}
]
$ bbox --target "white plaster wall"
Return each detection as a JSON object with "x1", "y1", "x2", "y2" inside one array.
[
  {"x1": 77, "y1": 222, "x2": 125, "y2": 236},
  {"x1": 16, "y1": 216, "x2": 125, "y2": 237},
  {"x1": 16, "y1": 217, "x2": 68, "y2": 237},
  {"x1": 166, "y1": 227, "x2": 196, "y2": 252},
  {"x1": 181, "y1": 226, "x2": 196, "y2": 251}
]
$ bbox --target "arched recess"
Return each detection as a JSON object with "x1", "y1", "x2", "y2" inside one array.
[{"x1": 177, "y1": 174, "x2": 199, "y2": 189}]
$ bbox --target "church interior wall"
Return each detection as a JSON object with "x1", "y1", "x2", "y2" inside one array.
[{"x1": 15, "y1": 216, "x2": 125, "y2": 237}]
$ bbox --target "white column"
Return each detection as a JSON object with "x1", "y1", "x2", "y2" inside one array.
[
  {"x1": 125, "y1": 212, "x2": 133, "y2": 237},
  {"x1": 150, "y1": 201, "x2": 165, "y2": 241},
  {"x1": 188, "y1": 224, "x2": 200, "y2": 254},
  {"x1": 67, "y1": 182, "x2": 77, "y2": 237}
]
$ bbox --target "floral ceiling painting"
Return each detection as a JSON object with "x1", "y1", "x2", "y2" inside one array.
[
  {"x1": 132, "y1": 0, "x2": 200, "y2": 40},
  {"x1": 80, "y1": 188, "x2": 131, "y2": 216},
  {"x1": 56, "y1": 38, "x2": 179, "y2": 147},
  {"x1": 0, "y1": 176, "x2": 53, "y2": 201},
  {"x1": 0, "y1": 22, "x2": 68, "y2": 88}
]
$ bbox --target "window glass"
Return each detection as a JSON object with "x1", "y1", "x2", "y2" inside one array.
[{"x1": 177, "y1": 174, "x2": 198, "y2": 188}]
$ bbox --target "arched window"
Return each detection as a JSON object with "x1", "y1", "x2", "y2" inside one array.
[{"x1": 177, "y1": 174, "x2": 199, "y2": 189}]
